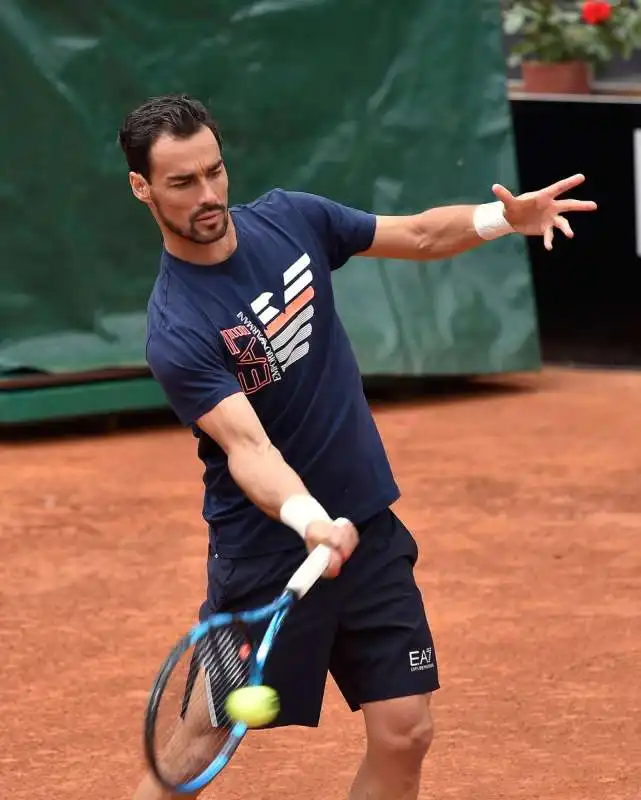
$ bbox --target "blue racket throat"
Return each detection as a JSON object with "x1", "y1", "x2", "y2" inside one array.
[
  {"x1": 187, "y1": 589, "x2": 297, "y2": 647},
  {"x1": 187, "y1": 590, "x2": 296, "y2": 686}
]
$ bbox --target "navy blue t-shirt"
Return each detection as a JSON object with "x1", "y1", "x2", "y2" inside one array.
[{"x1": 146, "y1": 188, "x2": 400, "y2": 558}]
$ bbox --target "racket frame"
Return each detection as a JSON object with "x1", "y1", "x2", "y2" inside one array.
[{"x1": 143, "y1": 540, "x2": 336, "y2": 794}]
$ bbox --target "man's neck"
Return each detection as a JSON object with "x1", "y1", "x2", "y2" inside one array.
[{"x1": 163, "y1": 217, "x2": 238, "y2": 266}]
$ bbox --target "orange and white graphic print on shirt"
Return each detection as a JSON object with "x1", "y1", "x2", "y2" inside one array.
[
  {"x1": 220, "y1": 252, "x2": 315, "y2": 395},
  {"x1": 249, "y1": 252, "x2": 315, "y2": 372}
]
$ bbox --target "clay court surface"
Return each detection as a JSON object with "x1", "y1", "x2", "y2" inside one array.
[{"x1": 1, "y1": 366, "x2": 640, "y2": 799}]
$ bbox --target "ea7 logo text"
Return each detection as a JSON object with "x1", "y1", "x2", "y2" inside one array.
[{"x1": 409, "y1": 649, "x2": 434, "y2": 672}]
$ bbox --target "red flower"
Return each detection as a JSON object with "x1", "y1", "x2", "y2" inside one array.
[{"x1": 582, "y1": 1, "x2": 613, "y2": 24}]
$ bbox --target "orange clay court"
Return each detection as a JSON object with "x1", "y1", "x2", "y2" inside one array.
[{"x1": 1, "y1": 367, "x2": 640, "y2": 800}]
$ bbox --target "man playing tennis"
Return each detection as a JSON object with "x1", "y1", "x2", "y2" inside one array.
[{"x1": 119, "y1": 94, "x2": 596, "y2": 800}]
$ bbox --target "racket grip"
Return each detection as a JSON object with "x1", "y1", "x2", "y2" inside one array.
[
  {"x1": 285, "y1": 518, "x2": 351, "y2": 598},
  {"x1": 285, "y1": 544, "x2": 332, "y2": 598}
]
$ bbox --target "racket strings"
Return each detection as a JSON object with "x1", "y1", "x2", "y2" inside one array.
[
  {"x1": 152, "y1": 624, "x2": 252, "y2": 786},
  {"x1": 199, "y1": 626, "x2": 251, "y2": 727}
]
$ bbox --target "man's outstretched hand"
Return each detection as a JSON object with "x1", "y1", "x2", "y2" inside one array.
[{"x1": 493, "y1": 173, "x2": 597, "y2": 251}]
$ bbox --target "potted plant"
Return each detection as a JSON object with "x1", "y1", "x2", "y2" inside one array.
[{"x1": 503, "y1": 1, "x2": 641, "y2": 94}]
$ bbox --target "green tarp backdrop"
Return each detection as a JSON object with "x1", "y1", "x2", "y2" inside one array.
[{"x1": 0, "y1": 0, "x2": 540, "y2": 386}]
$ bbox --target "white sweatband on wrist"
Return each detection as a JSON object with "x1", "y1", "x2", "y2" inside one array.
[
  {"x1": 280, "y1": 494, "x2": 331, "y2": 540},
  {"x1": 473, "y1": 201, "x2": 514, "y2": 241}
]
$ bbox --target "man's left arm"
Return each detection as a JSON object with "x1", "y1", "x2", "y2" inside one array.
[{"x1": 359, "y1": 173, "x2": 597, "y2": 261}]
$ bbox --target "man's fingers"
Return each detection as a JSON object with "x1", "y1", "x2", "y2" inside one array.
[
  {"x1": 543, "y1": 226, "x2": 554, "y2": 251},
  {"x1": 544, "y1": 173, "x2": 586, "y2": 197},
  {"x1": 323, "y1": 549, "x2": 344, "y2": 579},
  {"x1": 306, "y1": 518, "x2": 359, "y2": 578},
  {"x1": 556, "y1": 198, "x2": 597, "y2": 213},
  {"x1": 491, "y1": 183, "x2": 514, "y2": 205},
  {"x1": 328, "y1": 520, "x2": 358, "y2": 561},
  {"x1": 554, "y1": 215, "x2": 574, "y2": 239},
  {"x1": 323, "y1": 527, "x2": 356, "y2": 579},
  {"x1": 312, "y1": 518, "x2": 358, "y2": 564}
]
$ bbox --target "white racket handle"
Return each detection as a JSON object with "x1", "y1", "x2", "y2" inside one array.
[{"x1": 285, "y1": 517, "x2": 351, "y2": 599}]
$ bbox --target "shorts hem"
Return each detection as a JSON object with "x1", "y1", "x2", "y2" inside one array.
[
  {"x1": 346, "y1": 679, "x2": 441, "y2": 712},
  {"x1": 259, "y1": 714, "x2": 322, "y2": 730}
]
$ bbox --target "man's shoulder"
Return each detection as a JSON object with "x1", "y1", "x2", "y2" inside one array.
[
  {"x1": 231, "y1": 189, "x2": 337, "y2": 242},
  {"x1": 231, "y1": 187, "x2": 337, "y2": 220},
  {"x1": 146, "y1": 260, "x2": 178, "y2": 330},
  {"x1": 146, "y1": 265, "x2": 211, "y2": 343},
  {"x1": 231, "y1": 187, "x2": 296, "y2": 216},
  {"x1": 145, "y1": 293, "x2": 217, "y2": 376}
]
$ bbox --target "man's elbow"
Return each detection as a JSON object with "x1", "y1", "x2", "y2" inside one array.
[
  {"x1": 415, "y1": 223, "x2": 439, "y2": 260},
  {"x1": 227, "y1": 436, "x2": 277, "y2": 469}
]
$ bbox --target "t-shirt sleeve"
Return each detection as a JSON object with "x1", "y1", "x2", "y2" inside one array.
[
  {"x1": 284, "y1": 190, "x2": 376, "y2": 271},
  {"x1": 146, "y1": 323, "x2": 242, "y2": 427}
]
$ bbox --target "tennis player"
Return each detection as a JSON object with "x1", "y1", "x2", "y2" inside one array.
[{"x1": 119, "y1": 94, "x2": 596, "y2": 800}]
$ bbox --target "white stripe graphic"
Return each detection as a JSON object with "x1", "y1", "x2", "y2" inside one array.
[
  {"x1": 252, "y1": 291, "x2": 280, "y2": 324},
  {"x1": 270, "y1": 305, "x2": 314, "y2": 351},
  {"x1": 249, "y1": 253, "x2": 315, "y2": 374},
  {"x1": 258, "y1": 306, "x2": 280, "y2": 324},
  {"x1": 284, "y1": 270, "x2": 312, "y2": 304},
  {"x1": 281, "y1": 342, "x2": 309, "y2": 371},
  {"x1": 275, "y1": 324, "x2": 312, "y2": 364},
  {"x1": 251, "y1": 292, "x2": 272, "y2": 314},
  {"x1": 283, "y1": 253, "x2": 310, "y2": 286}
]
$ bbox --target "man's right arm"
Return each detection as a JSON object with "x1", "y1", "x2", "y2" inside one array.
[
  {"x1": 147, "y1": 325, "x2": 357, "y2": 575},
  {"x1": 196, "y1": 392, "x2": 358, "y2": 577}
]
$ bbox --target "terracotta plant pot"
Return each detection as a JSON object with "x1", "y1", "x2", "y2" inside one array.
[{"x1": 521, "y1": 60, "x2": 592, "y2": 94}]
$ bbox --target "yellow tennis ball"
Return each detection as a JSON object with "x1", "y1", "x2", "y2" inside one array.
[{"x1": 225, "y1": 685, "x2": 280, "y2": 728}]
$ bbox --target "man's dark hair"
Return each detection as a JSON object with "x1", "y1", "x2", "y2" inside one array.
[{"x1": 117, "y1": 94, "x2": 223, "y2": 181}]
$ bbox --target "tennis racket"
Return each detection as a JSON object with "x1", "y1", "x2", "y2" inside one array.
[{"x1": 143, "y1": 527, "x2": 344, "y2": 795}]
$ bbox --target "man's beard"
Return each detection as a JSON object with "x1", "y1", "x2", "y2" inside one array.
[{"x1": 154, "y1": 199, "x2": 229, "y2": 245}]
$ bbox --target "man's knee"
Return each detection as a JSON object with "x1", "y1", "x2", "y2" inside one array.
[{"x1": 362, "y1": 694, "x2": 434, "y2": 762}]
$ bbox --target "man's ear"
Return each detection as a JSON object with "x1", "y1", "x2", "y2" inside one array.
[{"x1": 129, "y1": 172, "x2": 151, "y2": 204}]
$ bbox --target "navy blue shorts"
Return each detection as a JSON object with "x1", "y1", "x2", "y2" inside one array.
[{"x1": 199, "y1": 509, "x2": 439, "y2": 728}]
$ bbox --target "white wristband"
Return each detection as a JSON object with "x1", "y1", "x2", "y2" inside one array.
[
  {"x1": 473, "y1": 201, "x2": 514, "y2": 241},
  {"x1": 280, "y1": 494, "x2": 331, "y2": 540}
]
